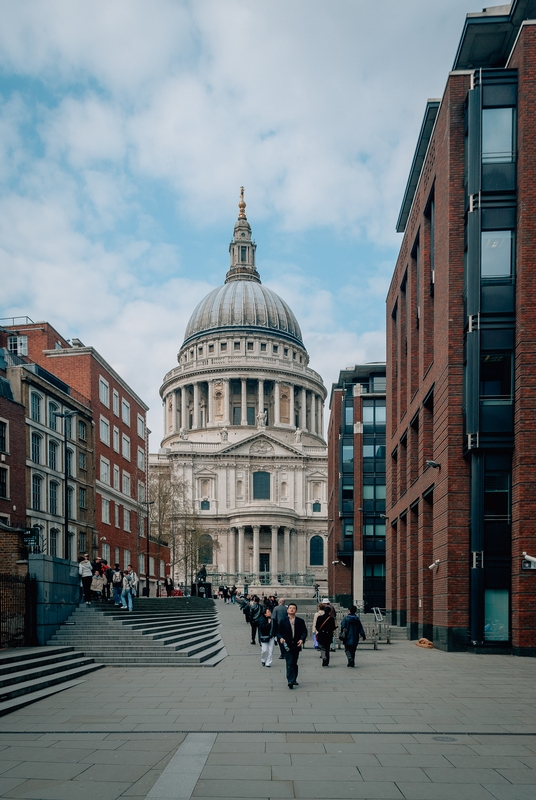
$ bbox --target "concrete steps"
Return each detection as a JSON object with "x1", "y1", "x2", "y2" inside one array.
[
  {"x1": 47, "y1": 604, "x2": 227, "y2": 667},
  {"x1": 0, "y1": 646, "x2": 104, "y2": 717}
]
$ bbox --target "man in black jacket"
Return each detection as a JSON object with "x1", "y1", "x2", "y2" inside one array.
[{"x1": 277, "y1": 603, "x2": 307, "y2": 689}]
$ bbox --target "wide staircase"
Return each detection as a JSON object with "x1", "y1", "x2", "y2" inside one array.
[
  {"x1": 47, "y1": 598, "x2": 227, "y2": 667},
  {"x1": 0, "y1": 646, "x2": 104, "y2": 717}
]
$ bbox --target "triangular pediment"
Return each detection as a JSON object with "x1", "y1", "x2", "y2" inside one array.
[{"x1": 218, "y1": 431, "x2": 304, "y2": 458}]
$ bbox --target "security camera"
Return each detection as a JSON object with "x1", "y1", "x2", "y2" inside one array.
[
  {"x1": 522, "y1": 552, "x2": 536, "y2": 564},
  {"x1": 426, "y1": 460, "x2": 441, "y2": 469},
  {"x1": 332, "y1": 560, "x2": 340, "y2": 565},
  {"x1": 100, "y1": 536, "x2": 107, "y2": 542},
  {"x1": 428, "y1": 559, "x2": 440, "y2": 570}
]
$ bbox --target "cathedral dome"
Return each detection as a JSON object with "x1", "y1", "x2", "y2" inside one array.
[
  {"x1": 182, "y1": 189, "x2": 303, "y2": 348},
  {"x1": 183, "y1": 280, "x2": 303, "y2": 347}
]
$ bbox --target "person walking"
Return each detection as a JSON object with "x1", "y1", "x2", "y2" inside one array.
[
  {"x1": 340, "y1": 605, "x2": 366, "y2": 667},
  {"x1": 315, "y1": 604, "x2": 336, "y2": 666},
  {"x1": 249, "y1": 595, "x2": 263, "y2": 644},
  {"x1": 121, "y1": 564, "x2": 137, "y2": 612},
  {"x1": 258, "y1": 607, "x2": 276, "y2": 667},
  {"x1": 164, "y1": 575, "x2": 174, "y2": 597},
  {"x1": 102, "y1": 560, "x2": 112, "y2": 602},
  {"x1": 272, "y1": 597, "x2": 288, "y2": 659},
  {"x1": 278, "y1": 603, "x2": 307, "y2": 689},
  {"x1": 79, "y1": 553, "x2": 93, "y2": 605},
  {"x1": 111, "y1": 563, "x2": 123, "y2": 606}
]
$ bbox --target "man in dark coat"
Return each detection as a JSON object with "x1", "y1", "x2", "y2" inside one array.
[
  {"x1": 271, "y1": 598, "x2": 288, "y2": 659},
  {"x1": 278, "y1": 603, "x2": 307, "y2": 689},
  {"x1": 340, "y1": 605, "x2": 366, "y2": 667}
]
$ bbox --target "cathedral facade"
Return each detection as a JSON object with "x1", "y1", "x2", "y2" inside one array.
[{"x1": 152, "y1": 191, "x2": 328, "y2": 596}]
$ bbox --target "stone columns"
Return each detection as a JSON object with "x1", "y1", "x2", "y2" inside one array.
[
  {"x1": 300, "y1": 387, "x2": 307, "y2": 431},
  {"x1": 289, "y1": 385, "x2": 295, "y2": 428},
  {"x1": 237, "y1": 526, "x2": 245, "y2": 574},
  {"x1": 193, "y1": 382, "x2": 200, "y2": 429},
  {"x1": 180, "y1": 386, "x2": 187, "y2": 429},
  {"x1": 258, "y1": 379, "x2": 264, "y2": 418},
  {"x1": 207, "y1": 380, "x2": 213, "y2": 425},
  {"x1": 310, "y1": 392, "x2": 316, "y2": 434},
  {"x1": 284, "y1": 526, "x2": 291, "y2": 575},
  {"x1": 241, "y1": 378, "x2": 248, "y2": 425},
  {"x1": 171, "y1": 391, "x2": 178, "y2": 432},
  {"x1": 274, "y1": 381, "x2": 281, "y2": 425},
  {"x1": 271, "y1": 525, "x2": 279, "y2": 583},
  {"x1": 252, "y1": 525, "x2": 260, "y2": 578},
  {"x1": 163, "y1": 396, "x2": 168, "y2": 433},
  {"x1": 228, "y1": 527, "x2": 235, "y2": 576},
  {"x1": 223, "y1": 378, "x2": 230, "y2": 425}
]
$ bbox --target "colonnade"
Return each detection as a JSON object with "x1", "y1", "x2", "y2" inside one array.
[
  {"x1": 164, "y1": 377, "x2": 324, "y2": 436},
  {"x1": 229, "y1": 524, "x2": 293, "y2": 582}
]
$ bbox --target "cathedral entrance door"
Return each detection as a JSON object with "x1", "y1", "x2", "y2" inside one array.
[{"x1": 259, "y1": 553, "x2": 270, "y2": 585}]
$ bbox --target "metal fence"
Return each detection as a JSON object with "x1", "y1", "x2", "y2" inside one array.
[{"x1": 0, "y1": 573, "x2": 37, "y2": 649}]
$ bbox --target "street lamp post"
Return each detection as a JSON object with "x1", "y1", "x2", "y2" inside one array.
[
  {"x1": 56, "y1": 411, "x2": 76, "y2": 561},
  {"x1": 140, "y1": 500, "x2": 154, "y2": 597}
]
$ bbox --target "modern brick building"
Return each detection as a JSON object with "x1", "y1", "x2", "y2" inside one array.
[
  {"x1": 327, "y1": 364, "x2": 386, "y2": 610},
  {"x1": 386, "y1": 0, "x2": 536, "y2": 654},
  {"x1": 2, "y1": 319, "x2": 167, "y2": 591}
]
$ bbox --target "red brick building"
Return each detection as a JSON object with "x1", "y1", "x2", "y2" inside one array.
[
  {"x1": 3, "y1": 319, "x2": 168, "y2": 592},
  {"x1": 386, "y1": 1, "x2": 536, "y2": 654},
  {"x1": 328, "y1": 365, "x2": 386, "y2": 611}
]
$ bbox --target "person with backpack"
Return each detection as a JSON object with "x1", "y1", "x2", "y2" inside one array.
[
  {"x1": 111, "y1": 563, "x2": 123, "y2": 606},
  {"x1": 121, "y1": 564, "x2": 137, "y2": 612},
  {"x1": 340, "y1": 605, "x2": 366, "y2": 667},
  {"x1": 258, "y1": 607, "x2": 276, "y2": 667},
  {"x1": 315, "y1": 604, "x2": 337, "y2": 666},
  {"x1": 249, "y1": 595, "x2": 263, "y2": 644}
]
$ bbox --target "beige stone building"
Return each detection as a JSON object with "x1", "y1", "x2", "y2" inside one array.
[{"x1": 152, "y1": 192, "x2": 328, "y2": 595}]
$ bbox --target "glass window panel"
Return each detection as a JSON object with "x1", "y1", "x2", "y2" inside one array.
[
  {"x1": 345, "y1": 405, "x2": 353, "y2": 427},
  {"x1": 362, "y1": 485, "x2": 374, "y2": 500},
  {"x1": 362, "y1": 405, "x2": 374, "y2": 423},
  {"x1": 375, "y1": 484, "x2": 386, "y2": 500},
  {"x1": 481, "y1": 230, "x2": 513, "y2": 277},
  {"x1": 343, "y1": 523, "x2": 353, "y2": 538},
  {"x1": 484, "y1": 588, "x2": 509, "y2": 641},
  {"x1": 372, "y1": 376, "x2": 386, "y2": 392},
  {"x1": 253, "y1": 471, "x2": 270, "y2": 500},
  {"x1": 480, "y1": 354, "x2": 512, "y2": 398},
  {"x1": 363, "y1": 445, "x2": 375, "y2": 458},
  {"x1": 342, "y1": 444, "x2": 354, "y2": 469},
  {"x1": 482, "y1": 107, "x2": 514, "y2": 163},
  {"x1": 375, "y1": 404, "x2": 386, "y2": 424},
  {"x1": 309, "y1": 535, "x2": 324, "y2": 566}
]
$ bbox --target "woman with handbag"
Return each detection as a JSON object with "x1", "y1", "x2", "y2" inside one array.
[
  {"x1": 340, "y1": 605, "x2": 366, "y2": 667},
  {"x1": 258, "y1": 607, "x2": 276, "y2": 666},
  {"x1": 315, "y1": 605, "x2": 337, "y2": 666}
]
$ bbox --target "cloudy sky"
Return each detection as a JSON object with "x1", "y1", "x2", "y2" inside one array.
[{"x1": 0, "y1": 0, "x2": 484, "y2": 444}]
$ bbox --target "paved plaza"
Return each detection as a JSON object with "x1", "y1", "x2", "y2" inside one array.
[{"x1": 0, "y1": 603, "x2": 535, "y2": 799}]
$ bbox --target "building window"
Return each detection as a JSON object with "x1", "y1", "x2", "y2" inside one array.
[
  {"x1": 0, "y1": 420, "x2": 6, "y2": 453},
  {"x1": 484, "y1": 588, "x2": 509, "y2": 641},
  {"x1": 102, "y1": 543, "x2": 110, "y2": 562},
  {"x1": 122, "y1": 399, "x2": 130, "y2": 426},
  {"x1": 113, "y1": 465, "x2": 120, "y2": 490},
  {"x1": 100, "y1": 458, "x2": 110, "y2": 485},
  {"x1": 138, "y1": 481, "x2": 145, "y2": 503},
  {"x1": 49, "y1": 403, "x2": 58, "y2": 430},
  {"x1": 198, "y1": 534, "x2": 213, "y2": 564},
  {"x1": 137, "y1": 414, "x2": 145, "y2": 439},
  {"x1": 139, "y1": 553, "x2": 145, "y2": 574},
  {"x1": 124, "y1": 508, "x2": 131, "y2": 532},
  {"x1": 208, "y1": 343, "x2": 214, "y2": 353},
  {"x1": 65, "y1": 415, "x2": 72, "y2": 439},
  {"x1": 371, "y1": 375, "x2": 386, "y2": 392},
  {"x1": 48, "y1": 440, "x2": 58, "y2": 471},
  {"x1": 8, "y1": 335, "x2": 28, "y2": 355},
  {"x1": 284, "y1": 347, "x2": 288, "y2": 357},
  {"x1": 247, "y1": 342, "x2": 254, "y2": 351},
  {"x1": 49, "y1": 527, "x2": 58, "y2": 556},
  {"x1": 160, "y1": 560, "x2": 165, "y2": 578},
  {"x1": 122, "y1": 434, "x2": 131, "y2": 461},
  {"x1": 482, "y1": 107, "x2": 515, "y2": 164},
  {"x1": 343, "y1": 522, "x2": 354, "y2": 539},
  {"x1": 480, "y1": 354, "x2": 512, "y2": 399},
  {"x1": 309, "y1": 535, "x2": 324, "y2": 566},
  {"x1": 102, "y1": 498, "x2": 110, "y2": 524},
  {"x1": 481, "y1": 230, "x2": 514, "y2": 278},
  {"x1": 114, "y1": 546, "x2": 120, "y2": 565},
  {"x1": 79, "y1": 451, "x2": 87, "y2": 471},
  {"x1": 100, "y1": 417, "x2": 110, "y2": 445},
  {"x1": 31, "y1": 393, "x2": 41, "y2": 423},
  {"x1": 234, "y1": 341, "x2": 240, "y2": 351},
  {"x1": 79, "y1": 532, "x2": 86, "y2": 554},
  {"x1": 113, "y1": 389, "x2": 120, "y2": 416},
  {"x1": 124, "y1": 549, "x2": 131, "y2": 570},
  {"x1": 342, "y1": 443, "x2": 354, "y2": 471},
  {"x1": 273, "y1": 345, "x2": 278, "y2": 354},
  {"x1": 79, "y1": 487, "x2": 87, "y2": 509},
  {"x1": 99, "y1": 376, "x2": 110, "y2": 407},
  {"x1": 122, "y1": 472, "x2": 131, "y2": 497},
  {"x1": 220, "y1": 342, "x2": 227, "y2": 351},
  {"x1": 67, "y1": 486, "x2": 74, "y2": 519},
  {"x1": 113, "y1": 426, "x2": 120, "y2": 452},
  {"x1": 200, "y1": 499, "x2": 210, "y2": 510},
  {"x1": 66, "y1": 449, "x2": 74, "y2": 477},
  {"x1": 312, "y1": 501, "x2": 321, "y2": 513},
  {"x1": 149, "y1": 555, "x2": 155, "y2": 575},
  {"x1": 115, "y1": 502, "x2": 120, "y2": 527},
  {"x1": 78, "y1": 420, "x2": 87, "y2": 441},
  {"x1": 253, "y1": 471, "x2": 270, "y2": 500},
  {"x1": 31, "y1": 432, "x2": 41, "y2": 464},
  {"x1": 137, "y1": 447, "x2": 145, "y2": 471},
  {"x1": 260, "y1": 343, "x2": 266, "y2": 352},
  {"x1": 0, "y1": 467, "x2": 7, "y2": 499},
  {"x1": 32, "y1": 475, "x2": 42, "y2": 510},
  {"x1": 241, "y1": 245, "x2": 247, "y2": 262}
]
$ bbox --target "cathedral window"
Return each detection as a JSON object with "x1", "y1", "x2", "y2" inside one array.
[
  {"x1": 260, "y1": 343, "x2": 267, "y2": 352},
  {"x1": 312, "y1": 501, "x2": 321, "y2": 513},
  {"x1": 309, "y1": 535, "x2": 324, "y2": 565},
  {"x1": 273, "y1": 345, "x2": 278, "y2": 354},
  {"x1": 198, "y1": 534, "x2": 213, "y2": 564},
  {"x1": 247, "y1": 342, "x2": 254, "y2": 351},
  {"x1": 200, "y1": 500, "x2": 210, "y2": 511},
  {"x1": 220, "y1": 342, "x2": 227, "y2": 351},
  {"x1": 209, "y1": 344, "x2": 214, "y2": 353},
  {"x1": 241, "y1": 246, "x2": 247, "y2": 262},
  {"x1": 284, "y1": 348, "x2": 289, "y2": 357},
  {"x1": 253, "y1": 471, "x2": 270, "y2": 500},
  {"x1": 234, "y1": 341, "x2": 240, "y2": 351}
]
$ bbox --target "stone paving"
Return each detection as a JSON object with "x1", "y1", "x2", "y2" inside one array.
[{"x1": 0, "y1": 602, "x2": 535, "y2": 798}]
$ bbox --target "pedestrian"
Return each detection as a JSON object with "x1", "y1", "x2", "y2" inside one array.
[
  {"x1": 315, "y1": 604, "x2": 336, "y2": 666},
  {"x1": 340, "y1": 605, "x2": 366, "y2": 667},
  {"x1": 102, "y1": 559, "x2": 112, "y2": 602},
  {"x1": 230, "y1": 585, "x2": 237, "y2": 603},
  {"x1": 91, "y1": 555, "x2": 104, "y2": 575},
  {"x1": 271, "y1": 597, "x2": 288, "y2": 659},
  {"x1": 258, "y1": 607, "x2": 276, "y2": 667},
  {"x1": 249, "y1": 595, "x2": 263, "y2": 644},
  {"x1": 79, "y1": 553, "x2": 93, "y2": 605},
  {"x1": 164, "y1": 575, "x2": 174, "y2": 597},
  {"x1": 111, "y1": 563, "x2": 123, "y2": 605},
  {"x1": 312, "y1": 602, "x2": 325, "y2": 656},
  {"x1": 121, "y1": 564, "x2": 138, "y2": 611},
  {"x1": 90, "y1": 569, "x2": 104, "y2": 602},
  {"x1": 278, "y1": 603, "x2": 307, "y2": 689}
]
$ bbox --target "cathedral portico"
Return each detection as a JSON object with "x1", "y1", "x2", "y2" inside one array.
[{"x1": 151, "y1": 190, "x2": 328, "y2": 596}]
